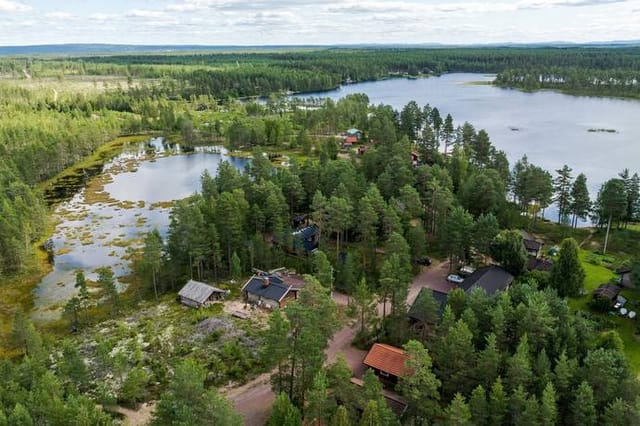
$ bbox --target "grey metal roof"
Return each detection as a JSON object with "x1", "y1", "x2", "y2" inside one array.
[
  {"x1": 460, "y1": 266, "x2": 514, "y2": 296},
  {"x1": 241, "y1": 273, "x2": 291, "y2": 302},
  {"x1": 178, "y1": 280, "x2": 226, "y2": 304},
  {"x1": 408, "y1": 288, "x2": 448, "y2": 321}
]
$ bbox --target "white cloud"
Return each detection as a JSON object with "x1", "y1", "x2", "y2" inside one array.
[
  {"x1": 1, "y1": 0, "x2": 640, "y2": 46},
  {"x1": 45, "y1": 12, "x2": 75, "y2": 20},
  {"x1": 0, "y1": 0, "x2": 30, "y2": 12},
  {"x1": 127, "y1": 9, "x2": 170, "y2": 19}
]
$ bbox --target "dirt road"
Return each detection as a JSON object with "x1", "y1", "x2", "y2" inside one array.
[{"x1": 231, "y1": 261, "x2": 450, "y2": 425}]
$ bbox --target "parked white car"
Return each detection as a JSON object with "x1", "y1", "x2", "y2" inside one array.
[{"x1": 447, "y1": 274, "x2": 465, "y2": 284}]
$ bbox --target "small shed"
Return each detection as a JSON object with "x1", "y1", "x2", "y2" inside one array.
[
  {"x1": 526, "y1": 257, "x2": 553, "y2": 272},
  {"x1": 178, "y1": 280, "x2": 227, "y2": 308},
  {"x1": 615, "y1": 266, "x2": 632, "y2": 287},
  {"x1": 593, "y1": 283, "x2": 622, "y2": 303},
  {"x1": 520, "y1": 230, "x2": 544, "y2": 258}
]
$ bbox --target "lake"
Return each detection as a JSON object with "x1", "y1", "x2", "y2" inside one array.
[
  {"x1": 33, "y1": 139, "x2": 247, "y2": 321},
  {"x1": 297, "y1": 73, "x2": 640, "y2": 220}
]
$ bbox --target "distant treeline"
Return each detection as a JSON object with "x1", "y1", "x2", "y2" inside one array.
[{"x1": 2, "y1": 47, "x2": 639, "y2": 98}]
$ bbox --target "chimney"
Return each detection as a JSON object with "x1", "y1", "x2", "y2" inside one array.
[{"x1": 262, "y1": 276, "x2": 270, "y2": 287}]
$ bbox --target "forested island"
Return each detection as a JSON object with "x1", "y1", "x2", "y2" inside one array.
[{"x1": 2, "y1": 46, "x2": 640, "y2": 425}]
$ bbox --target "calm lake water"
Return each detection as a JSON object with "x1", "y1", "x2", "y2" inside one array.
[
  {"x1": 33, "y1": 139, "x2": 247, "y2": 321},
  {"x1": 298, "y1": 73, "x2": 640, "y2": 216}
]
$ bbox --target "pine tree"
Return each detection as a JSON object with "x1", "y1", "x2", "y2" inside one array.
[
  {"x1": 549, "y1": 238, "x2": 585, "y2": 297},
  {"x1": 553, "y1": 165, "x2": 573, "y2": 224},
  {"x1": 11, "y1": 309, "x2": 43, "y2": 358},
  {"x1": 472, "y1": 213, "x2": 500, "y2": 262},
  {"x1": 569, "y1": 173, "x2": 591, "y2": 228},
  {"x1": 306, "y1": 371, "x2": 331, "y2": 425},
  {"x1": 352, "y1": 278, "x2": 377, "y2": 337},
  {"x1": 489, "y1": 378, "x2": 508, "y2": 426},
  {"x1": 331, "y1": 405, "x2": 352, "y2": 426},
  {"x1": 469, "y1": 385, "x2": 488, "y2": 426},
  {"x1": 510, "y1": 385, "x2": 528, "y2": 425},
  {"x1": 8, "y1": 403, "x2": 33, "y2": 426},
  {"x1": 490, "y1": 230, "x2": 528, "y2": 276},
  {"x1": 399, "y1": 340, "x2": 441, "y2": 422},
  {"x1": 540, "y1": 382, "x2": 558, "y2": 426},
  {"x1": 268, "y1": 393, "x2": 302, "y2": 426},
  {"x1": 520, "y1": 395, "x2": 541, "y2": 426},
  {"x1": 97, "y1": 266, "x2": 119, "y2": 314},
  {"x1": 506, "y1": 334, "x2": 533, "y2": 392},
  {"x1": 445, "y1": 393, "x2": 472, "y2": 426},
  {"x1": 359, "y1": 401, "x2": 381, "y2": 426},
  {"x1": 141, "y1": 229, "x2": 163, "y2": 299},
  {"x1": 570, "y1": 381, "x2": 597, "y2": 426},
  {"x1": 230, "y1": 251, "x2": 242, "y2": 281},
  {"x1": 475, "y1": 334, "x2": 501, "y2": 391}
]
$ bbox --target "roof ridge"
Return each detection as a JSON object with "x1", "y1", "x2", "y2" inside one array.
[{"x1": 373, "y1": 343, "x2": 405, "y2": 354}]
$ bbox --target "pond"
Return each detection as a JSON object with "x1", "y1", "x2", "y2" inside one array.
[
  {"x1": 296, "y1": 74, "x2": 640, "y2": 222},
  {"x1": 33, "y1": 138, "x2": 248, "y2": 321}
]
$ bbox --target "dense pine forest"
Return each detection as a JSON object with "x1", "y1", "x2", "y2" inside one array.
[{"x1": 2, "y1": 47, "x2": 640, "y2": 424}]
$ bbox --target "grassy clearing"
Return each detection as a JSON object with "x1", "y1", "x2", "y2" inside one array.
[
  {"x1": 568, "y1": 250, "x2": 616, "y2": 311},
  {"x1": 567, "y1": 249, "x2": 640, "y2": 374},
  {"x1": 1, "y1": 75, "x2": 159, "y2": 97},
  {"x1": 0, "y1": 231, "x2": 54, "y2": 357}
]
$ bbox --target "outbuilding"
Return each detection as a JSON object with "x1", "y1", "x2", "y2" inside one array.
[{"x1": 178, "y1": 280, "x2": 228, "y2": 308}]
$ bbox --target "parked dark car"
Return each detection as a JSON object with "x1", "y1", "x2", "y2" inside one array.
[{"x1": 414, "y1": 257, "x2": 432, "y2": 266}]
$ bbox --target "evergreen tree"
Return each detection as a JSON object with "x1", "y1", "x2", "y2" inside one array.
[
  {"x1": 331, "y1": 405, "x2": 352, "y2": 426},
  {"x1": 570, "y1": 381, "x2": 597, "y2": 426},
  {"x1": 569, "y1": 173, "x2": 591, "y2": 228},
  {"x1": 554, "y1": 165, "x2": 573, "y2": 224},
  {"x1": 445, "y1": 393, "x2": 472, "y2": 426},
  {"x1": 152, "y1": 358, "x2": 242, "y2": 425},
  {"x1": 352, "y1": 278, "x2": 377, "y2": 337},
  {"x1": 306, "y1": 371, "x2": 332, "y2": 425},
  {"x1": 230, "y1": 251, "x2": 242, "y2": 281},
  {"x1": 490, "y1": 230, "x2": 528, "y2": 276},
  {"x1": 120, "y1": 368, "x2": 149, "y2": 406},
  {"x1": 313, "y1": 250, "x2": 334, "y2": 289},
  {"x1": 359, "y1": 400, "x2": 381, "y2": 426},
  {"x1": 475, "y1": 334, "x2": 501, "y2": 391},
  {"x1": 58, "y1": 340, "x2": 90, "y2": 392},
  {"x1": 141, "y1": 229, "x2": 163, "y2": 299},
  {"x1": 595, "y1": 178, "x2": 627, "y2": 254},
  {"x1": 268, "y1": 393, "x2": 302, "y2": 426},
  {"x1": 442, "y1": 206, "x2": 473, "y2": 270},
  {"x1": 11, "y1": 309, "x2": 43, "y2": 358},
  {"x1": 472, "y1": 213, "x2": 500, "y2": 262},
  {"x1": 97, "y1": 266, "x2": 119, "y2": 314},
  {"x1": 506, "y1": 334, "x2": 532, "y2": 392},
  {"x1": 549, "y1": 238, "x2": 585, "y2": 297},
  {"x1": 540, "y1": 382, "x2": 558, "y2": 426},
  {"x1": 399, "y1": 340, "x2": 441, "y2": 422},
  {"x1": 8, "y1": 403, "x2": 33, "y2": 426},
  {"x1": 469, "y1": 385, "x2": 488, "y2": 426}
]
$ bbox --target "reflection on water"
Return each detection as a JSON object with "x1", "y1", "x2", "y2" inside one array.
[
  {"x1": 33, "y1": 138, "x2": 247, "y2": 321},
  {"x1": 297, "y1": 74, "x2": 640, "y2": 224}
]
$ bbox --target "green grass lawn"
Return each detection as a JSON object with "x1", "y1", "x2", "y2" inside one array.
[
  {"x1": 568, "y1": 249, "x2": 640, "y2": 375},
  {"x1": 567, "y1": 250, "x2": 616, "y2": 311}
]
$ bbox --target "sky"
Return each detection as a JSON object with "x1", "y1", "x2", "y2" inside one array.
[{"x1": 1, "y1": 0, "x2": 639, "y2": 46}]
